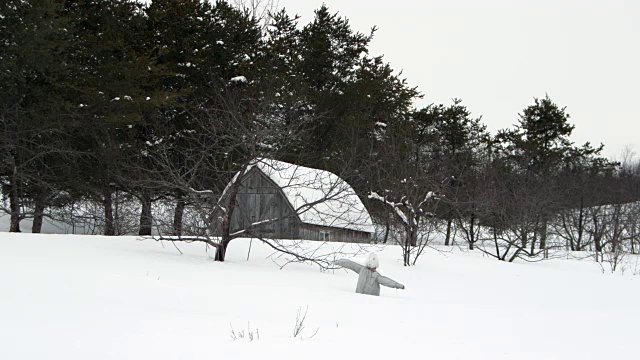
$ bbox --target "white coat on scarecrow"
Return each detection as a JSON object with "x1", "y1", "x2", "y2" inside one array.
[{"x1": 334, "y1": 253, "x2": 405, "y2": 296}]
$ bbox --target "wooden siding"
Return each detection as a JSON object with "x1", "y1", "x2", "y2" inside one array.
[
  {"x1": 218, "y1": 167, "x2": 371, "y2": 243},
  {"x1": 299, "y1": 223, "x2": 371, "y2": 243},
  {"x1": 230, "y1": 168, "x2": 299, "y2": 239}
]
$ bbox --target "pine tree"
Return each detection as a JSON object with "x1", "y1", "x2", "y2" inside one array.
[
  {"x1": 58, "y1": 0, "x2": 162, "y2": 235},
  {"x1": 497, "y1": 95, "x2": 576, "y2": 175},
  {"x1": 282, "y1": 5, "x2": 420, "y2": 190},
  {"x1": 417, "y1": 100, "x2": 489, "y2": 247},
  {"x1": 0, "y1": 0, "x2": 79, "y2": 232},
  {"x1": 141, "y1": 0, "x2": 262, "y2": 235},
  {"x1": 491, "y1": 95, "x2": 611, "y2": 253}
]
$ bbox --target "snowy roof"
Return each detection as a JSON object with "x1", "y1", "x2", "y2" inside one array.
[{"x1": 239, "y1": 158, "x2": 374, "y2": 233}]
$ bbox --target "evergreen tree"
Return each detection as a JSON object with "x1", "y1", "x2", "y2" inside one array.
[
  {"x1": 0, "y1": 0, "x2": 78, "y2": 232},
  {"x1": 496, "y1": 95, "x2": 577, "y2": 175},
  {"x1": 283, "y1": 5, "x2": 420, "y2": 190},
  {"x1": 296, "y1": 5, "x2": 374, "y2": 160},
  {"x1": 61, "y1": 0, "x2": 162, "y2": 235},
  {"x1": 414, "y1": 100, "x2": 489, "y2": 247},
  {"x1": 141, "y1": 0, "x2": 262, "y2": 234},
  {"x1": 491, "y1": 95, "x2": 611, "y2": 253}
]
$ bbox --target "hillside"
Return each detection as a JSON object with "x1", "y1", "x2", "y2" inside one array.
[{"x1": 1, "y1": 233, "x2": 638, "y2": 360}]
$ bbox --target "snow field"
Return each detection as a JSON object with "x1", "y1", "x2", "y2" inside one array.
[{"x1": 1, "y1": 233, "x2": 638, "y2": 360}]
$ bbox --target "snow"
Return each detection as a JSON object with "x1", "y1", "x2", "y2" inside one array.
[
  {"x1": 189, "y1": 187, "x2": 214, "y2": 195},
  {"x1": 425, "y1": 191, "x2": 435, "y2": 201},
  {"x1": 230, "y1": 218, "x2": 276, "y2": 237},
  {"x1": 369, "y1": 191, "x2": 409, "y2": 226},
  {"x1": 249, "y1": 158, "x2": 374, "y2": 233},
  {"x1": 230, "y1": 75, "x2": 248, "y2": 83},
  {"x1": 1, "y1": 232, "x2": 639, "y2": 360}
]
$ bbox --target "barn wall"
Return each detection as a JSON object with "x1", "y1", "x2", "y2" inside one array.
[
  {"x1": 217, "y1": 168, "x2": 372, "y2": 243},
  {"x1": 230, "y1": 169, "x2": 300, "y2": 239},
  {"x1": 299, "y1": 224, "x2": 371, "y2": 243}
]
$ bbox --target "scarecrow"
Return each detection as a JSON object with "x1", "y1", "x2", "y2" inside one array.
[{"x1": 334, "y1": 253, "x2": 405, "y2": 296}]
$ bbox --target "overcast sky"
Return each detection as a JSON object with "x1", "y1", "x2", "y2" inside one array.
[{"x1": 277, "y1": 0, "x2": 639, "y2": 159}]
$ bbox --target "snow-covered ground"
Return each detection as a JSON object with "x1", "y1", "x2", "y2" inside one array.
[{"x1": 2, "y1": 233, "x2": 638, "y2": 360}]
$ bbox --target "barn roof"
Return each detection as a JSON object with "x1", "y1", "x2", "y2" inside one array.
[{"x1": 238, "y1": 158, "x2": 374, "y2": 233}]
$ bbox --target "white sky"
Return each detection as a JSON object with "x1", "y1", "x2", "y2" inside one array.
[{"x1": 278, "y1": 0, "x2": 640, "y2": 159}]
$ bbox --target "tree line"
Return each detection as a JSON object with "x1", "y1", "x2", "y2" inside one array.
[{"x1": 2, "y1": 0, "x2": 639, "y2": 265}]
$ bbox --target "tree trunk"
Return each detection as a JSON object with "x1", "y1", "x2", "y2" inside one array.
[
  {"x1": 410, "y1": 223, "x2": 418, "y2": 247},
  {"x1": 138, "y1": 193, "x2": 152, "y2": 236},
  {"x1": 404, "y1": 236, "x2": 411, "y2": 266},
  {"x1": 404, "y1": 246, "x2": 410, "y2": 266},
  {"x1": 592, "y1": 214, "x2": 602, "y2": 254},
  {"x1": 8, "y1": 179, "x2": 21, "y2": 233},
  {"x1": 173, "y1": 198, "x2": 185, "y2": 236},
  {"x1": 382, "y1": 213, "x2": 390, "y2": 244},
  {"x1": 103, "y1": 191, "x2": 115, "y2": 236},
  {"x1": 214, "y1": 237, "x2": 231, "y2": 261},
  {"x1": 530, "y1": 225, "x2": 537, "y2": 255},
  {"x1": 401, "y1": 224, "x2": 415, "y2": 266},
  {"x1": 444, "y1": 218, "x2": 452, "y2": 246},
  {"x1": 539, "y1": 218, "x2": 547, "y2": 250},
  {"x1": 521, "y1": 228, "x2": 528, "y2": 250},
  {"x1": 468, "y1": 213, "x2": 475, "y2": 250},
  {"x1": 508, "y1": 248, "x2": 522, "y2": 263},
  {"x1": 631, "y1": 227, "x2": 636, "y2": 255},
  {"x1": 493, "y1": 227, "x2": 501, "y2": 259},
  {"x1": 31, "y1": 196, "x2": 46, "y2": 233},
  {"x1": 563, "y1": 212, "x2": 575, "y2": 251},
  {"x1": 216, "y1": 162, "x2": 250, "y2": 262},
  {"x1": 576, "y1": 197, "x2": 584, "y2": 250}
]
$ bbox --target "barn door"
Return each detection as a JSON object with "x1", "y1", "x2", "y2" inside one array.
[
  {"x1": 234, "y1": 193, "x2": 254, "y2": 230},
  {"x1": 239, "y1": 194, "x2": 274, "y2": 224},
  {"x1": 257, "y1": 193, "x2": 275, "y2": 234}
]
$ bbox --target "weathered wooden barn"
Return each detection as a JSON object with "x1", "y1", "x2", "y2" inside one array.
[{"x1": 218, "y1": 158, "x2": 373, "y2": 243}]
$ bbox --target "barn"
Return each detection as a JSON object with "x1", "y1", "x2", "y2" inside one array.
[{"x1": 217, "y1": 158, "x2": 373, "y2": 243}]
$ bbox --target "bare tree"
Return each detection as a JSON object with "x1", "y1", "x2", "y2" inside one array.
[
  {"x1": 232, "y1": 0, "x2": 280, "y2": 29},
  {"x1": 152, "y1": 157, "x2": 371, "y2": 268},
  {"x1": 134, "y1": 84, "x2": 368, "y2": 268},
  {"x1": 471, "y1": 161, "x2": 556, "y2": 262},
  {"x1": 369, "y1": 189, "x2": 441, "y2": 266}
]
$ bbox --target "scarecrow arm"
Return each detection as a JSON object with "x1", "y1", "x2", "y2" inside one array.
[
  {"x1": 377, "y1": 275, "x2": 405, "y2": 289},
  {"x1": 334, "y1": 259, "x2": 364, "y2": 273}
]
